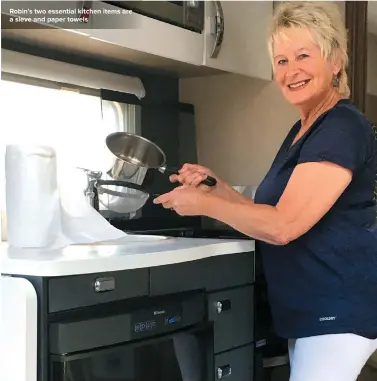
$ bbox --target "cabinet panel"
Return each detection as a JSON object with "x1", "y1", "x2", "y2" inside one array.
[
  {"x1": 205, "y1": 252, "x2": 255, "y2": 292},
  {"x1": 149, "y1": 252, "x2": 254, "y2": 296},
  {"x1": 208, "y1": 285, "x2": 254, "y2": 353},
  {"x1": 203, "y1": 1, "x2": 273, "y2": 80},
  {"x1": 48, "y1": 269, "x2": 149, "y2": 312},
  {"x1": 178, "y1": 103, "x2": 198, "y2": 164},
  {"x1": 90, "y1": 2, "x2": 203, "y2": 66},
  {"x1": 150, "y1": 257, "x2": 208, "y2": 295},
  {"x1": 214, "y1": 344, "x2": 254, "y2": 381}
]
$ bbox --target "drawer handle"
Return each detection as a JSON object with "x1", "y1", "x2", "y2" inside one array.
[
  {"x1": 217, "y1": 364, "x2": 232, "y2": 379},
  {"x1": 93, "y1": 277, "x2": 115, "y2": 292},
  {"x1": 216, "y1": 299, "x2": 232, "y2": 314}
]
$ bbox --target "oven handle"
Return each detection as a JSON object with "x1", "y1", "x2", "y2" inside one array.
[{"x1": 210, "y1": 1, "x2": 224, "y2": 58}]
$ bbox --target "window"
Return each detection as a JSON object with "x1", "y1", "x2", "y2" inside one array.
[{"x1": 0, "y1": 77, "x2": 139, "y2": 241}]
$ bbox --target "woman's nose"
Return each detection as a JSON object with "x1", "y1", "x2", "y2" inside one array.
[{"x1": 286, "y1": 61, "x2": 301, "y2": 77}]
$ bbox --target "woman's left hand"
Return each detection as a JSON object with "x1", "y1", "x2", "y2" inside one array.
[{"x1": 153, "y1": 186, "x2": 208, "y2": 216}]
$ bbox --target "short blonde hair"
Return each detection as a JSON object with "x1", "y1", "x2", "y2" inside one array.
[{"x1": 268, "y1": 1, "x2": 350, "y2": 98}]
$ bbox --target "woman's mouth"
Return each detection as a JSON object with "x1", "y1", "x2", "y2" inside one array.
[{"x1": 288, "y1": 79, "x2": 311, "y2": 90}]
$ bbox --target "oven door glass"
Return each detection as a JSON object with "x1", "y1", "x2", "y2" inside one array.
[{"x1": 50, "y1": 327, "x2": 210, "y2": 381}]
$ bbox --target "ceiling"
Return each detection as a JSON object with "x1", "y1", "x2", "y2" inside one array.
[{"x1": 368, "y1": 1, "x2": 377, "y2": 36}]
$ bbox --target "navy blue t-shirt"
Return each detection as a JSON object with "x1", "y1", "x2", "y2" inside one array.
[{"x1": 254, "y1": 99, "x2": 377, "y2": 339}]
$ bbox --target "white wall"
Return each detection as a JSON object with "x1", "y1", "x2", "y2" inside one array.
[
  {"x1": 368, "y1": 0, "x2": 377, "y2": 36},
  {"x1": 366, "y1": 33, "x2": 377, "y2": 123},
  {"x1": 179, "y1": 74, "x2": 298, "y2": 185},
  {"x1": 366, "y1": 94, "x2": 377, "y2": 124},
  {"x1": 367, "y1": 33, "x2": 377, "y2": 97}
]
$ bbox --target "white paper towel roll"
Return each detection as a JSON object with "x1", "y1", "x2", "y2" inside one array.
[
  {"x1": 5, "y1": 145, "x2": 62, "y2": 248},
  {"x1": 5, "y1": 144, "x2": 127, "y2": 249}
]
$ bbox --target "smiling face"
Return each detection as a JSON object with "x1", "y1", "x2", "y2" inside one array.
[{"x1": 273, "y1": 28, "x2": 341, "y2": 109}]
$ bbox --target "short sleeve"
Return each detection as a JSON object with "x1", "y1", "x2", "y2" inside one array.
[{"x1": 297, "y1": 107, "x2": 369, "y2": 173}]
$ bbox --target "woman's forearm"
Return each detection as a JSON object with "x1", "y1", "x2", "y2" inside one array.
[
  {"x1": 202, "y1": 194, "x2": 288, "y2": 245},
  {"x1": 213, "y1": 180, "x2": 253, "y2": 205}
]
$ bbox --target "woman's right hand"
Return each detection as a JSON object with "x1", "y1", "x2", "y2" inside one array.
[
  {"x1": 169, "y1": 163, "x2": 220, "y2": 192},
  {"x1": 170, "y1": 164, "x2": 253, "y2": 205}
]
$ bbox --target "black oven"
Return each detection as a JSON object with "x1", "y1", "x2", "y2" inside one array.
[
  {"x1": 102, "y1": 1, "x2": 204, "y2": 33},
  {"x1": 49, "y1": 291, "x2": 212, "y2": 381}
]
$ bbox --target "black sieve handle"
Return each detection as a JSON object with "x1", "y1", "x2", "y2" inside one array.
[{"x1": 95, "y1": 179, "x2": 160, "y2": 197}]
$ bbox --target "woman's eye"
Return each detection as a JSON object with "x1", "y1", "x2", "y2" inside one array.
[
  {"x1": 297, "y1": 54, "x2": 309, "y2": 60},
  {"x1": 277, "y1": 59, "x2": 287, "y2": 65}
]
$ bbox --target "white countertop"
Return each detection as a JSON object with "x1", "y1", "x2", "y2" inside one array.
[{"x1": 0, "y1": 235, "x2": 255, "y2": 277}]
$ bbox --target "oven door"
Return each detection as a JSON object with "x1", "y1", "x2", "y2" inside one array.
[
  {"x1": 50, "y1": 325, "x2": 212, "y2": 381},
  {"x1": 102, "y1": 1, "x2": 204, "y2": 32}
]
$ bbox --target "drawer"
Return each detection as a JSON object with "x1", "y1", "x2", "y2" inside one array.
[
  {"x1": 208, "y1": 285, "x2": 254, "y2": 353},
  {"x1": 205, "y1": 252, "x2": 255, "y2": 292},
  {"x1": 150, "y1": 252, "x2": 254, "y2": 296},
  {"x1": 48, "y1": 269, "x2": 149, "y2": 313},
  {"x1": 214, "y1": 344, "x2": 254, "y2": 381},
  {"x1": 150, "y1": 256, "x2": 207, "y2": 295}
]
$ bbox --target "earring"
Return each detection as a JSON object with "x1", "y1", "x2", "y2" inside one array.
[{"x1": 332, "y1": 74, "x2": 340, "y2": 88}]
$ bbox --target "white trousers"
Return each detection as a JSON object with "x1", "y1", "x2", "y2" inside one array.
[{"x1": 288, "y1": 333, "x2": 377, "y2": 381}]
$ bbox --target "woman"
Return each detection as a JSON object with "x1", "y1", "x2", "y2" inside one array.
[{"x1": 154, "y1": 2, "x2": 377, "y2": 380}]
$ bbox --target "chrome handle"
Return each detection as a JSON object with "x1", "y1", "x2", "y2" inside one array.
[
  {"x1": 210, "y1": 1, "x2": 224, "y2": 58},
  {"x1": 94, "y1": 277, "x2": 115, "y2": 292},
  {"x1": 216, "y1": 301, "x2": 223, "y2": 313},
  {"x1": 217, "y1": 365, "x2": 231, "y2": 379},
  {"x1": 215, "y1": 299, "x2": 231, "y2": 313}
]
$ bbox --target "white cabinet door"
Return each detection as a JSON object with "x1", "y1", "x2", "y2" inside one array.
[
  {"x1": 89, "y1": 2, "x2": 203, "y2": 66},
  {"x1": 203, "y1": 1, "x2": 273, "y2": 80}
]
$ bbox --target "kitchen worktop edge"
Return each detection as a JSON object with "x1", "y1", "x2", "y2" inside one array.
[{"x1": 0, "y1": 237, "x2": 255, "y2": 277}]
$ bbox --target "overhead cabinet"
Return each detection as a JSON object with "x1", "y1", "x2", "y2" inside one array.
[
  {"x1": 1, "y1": 1, "x2": 274, "y2": 80},
  {"x1": 89, "y1": 1, "x2": 273, "y2": 80},
  {"x1": 90, "y1": 1, "x2": 204, "y2": 66},
  {"x1": 203, "y1": 1, "x2": 273, "y2": 80}
]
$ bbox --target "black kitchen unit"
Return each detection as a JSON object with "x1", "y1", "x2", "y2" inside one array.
[
  {"x1": 50, "y1": 291, "x2": 211, "y2": 381},
  {"x1": 24, "y1": 251, "x2": 260, "y2": 381}
]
